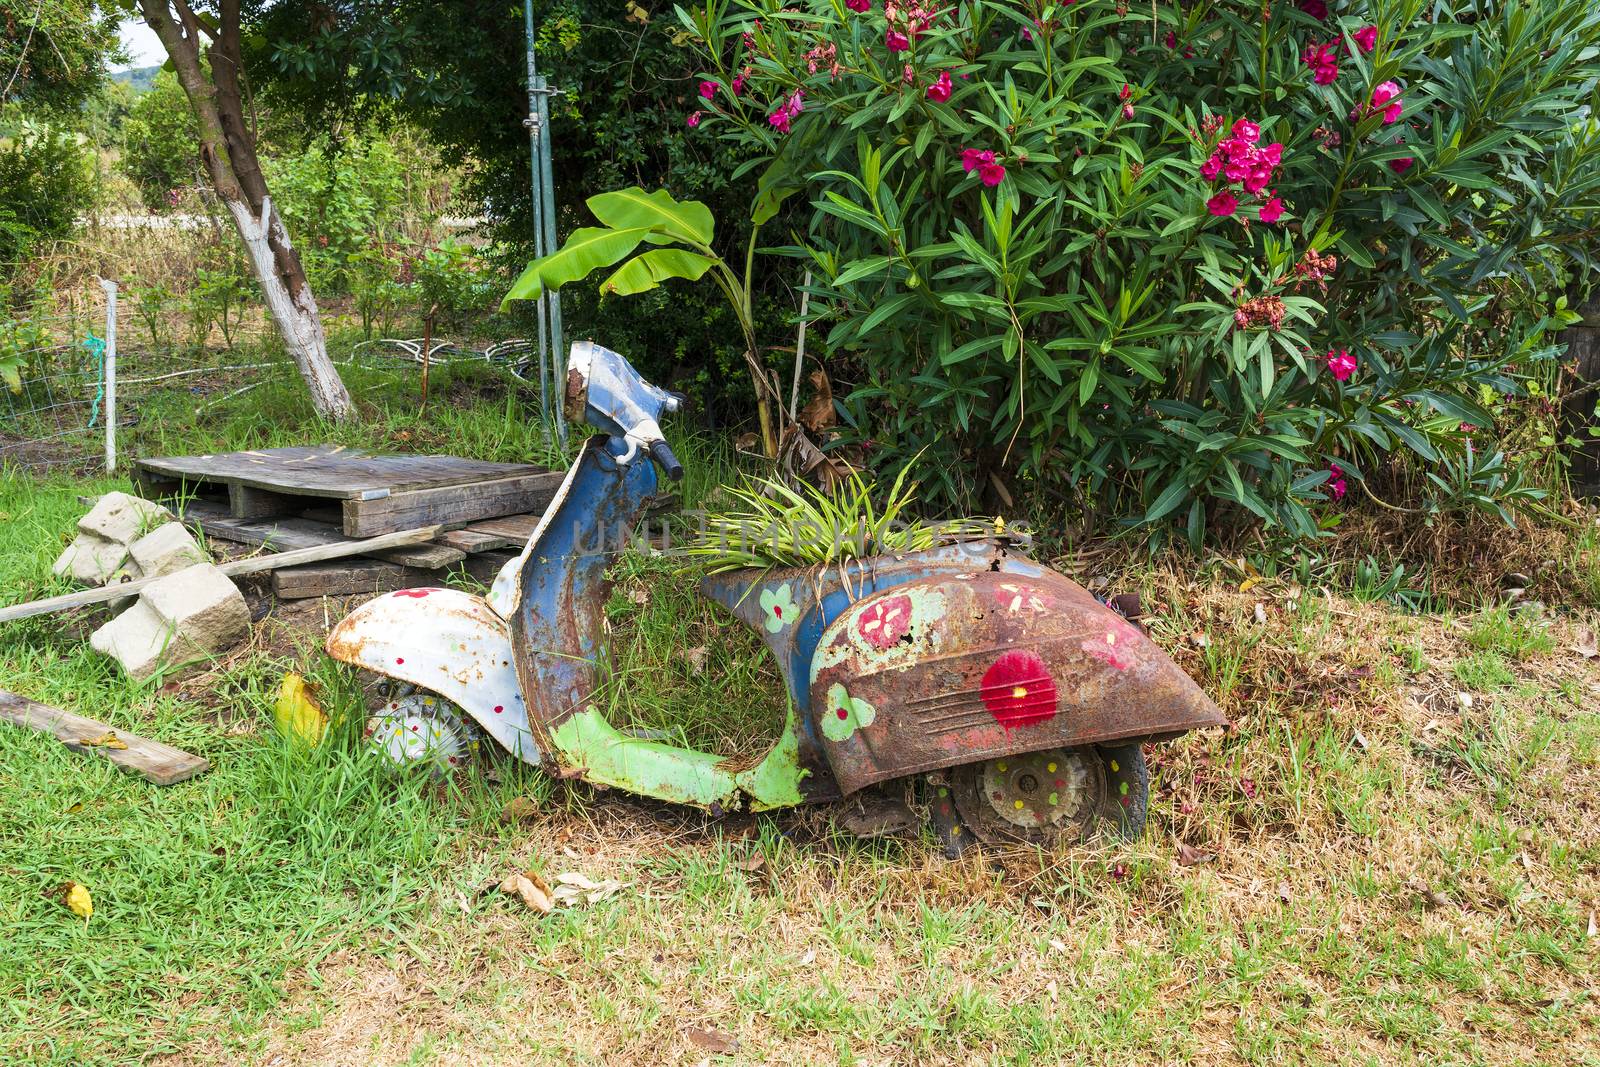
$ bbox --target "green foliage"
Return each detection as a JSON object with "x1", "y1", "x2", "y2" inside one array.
[
  {"x1": 0, "y1": 120, "x2": 96, "y2": 271},
  {"x1": 684, "y1": 0, "x2": 1600, "y2": 542},
  {"x1": 504, "y1": 187, "x2": 724, "y2": 308},
  {"x1": 0, "y1": 0, "x2": 120, "y2": 112},
  {"x1": 252, "y1": 0, "x2": 793, "y2": 425},
  {"x1": 413, "y1": 238, "x2": 496, "y2": 329},
  {"x1": 264, "y1": 132, "x2": 408, "y2": 294},
  {"x1": 118, "y1": 70, "x2": 202, "y2": 211},
  {"x1": 349, "y1": 245, "x2": 408, "y2": 339},
  {"x1": 187, "y1": 255, "x2": 254, "y2": 350}
]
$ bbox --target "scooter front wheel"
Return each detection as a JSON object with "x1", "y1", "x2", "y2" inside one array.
[
  {"x1": 941, "y1": 743, "x2": 1148, "y2": 851},
  {"x1": 365, "y1": 689, "x2": 485, "y2": 775}
]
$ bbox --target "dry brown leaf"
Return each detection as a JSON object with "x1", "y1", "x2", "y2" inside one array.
[
  {"x1": 686, "y1": 1026, "x2": 739, "y2": 1054},
  {"x1": 627, "y1": 586, "x2": 650, "y2": 607},
  {"x1": 1587, "y1": 910, "x2": 1596, "y2": 939},
  {"x1": 797, "y1": 368, "x2": 836, "y2": 433},
  {"x1": 737, "y1": 852, "x2": 767, "y2": 874},
  {"x1": 551, "y1": 871, "x2": 627, "y2": 906},
  {"x1": 681, "y1": 645, "x2": 709, "y2": 674},
  {"x1": 1572, "y1": 627, "x2": 1598, "y2": 659},
  {"x1": 499, "y1": 870, "x2": 553, "y2": 913},
  {"x1": 1176, "y1": 842, "x2": 1215, "y2": 867}
]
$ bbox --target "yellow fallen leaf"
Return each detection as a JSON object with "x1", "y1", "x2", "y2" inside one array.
[
  {"x1": 499, "y1": 870, "x2": 553, "y2": 913},
  {"x1": 80, "y1": 732, "x2": 128, "y2": 750},
  {"x1": 274, "y1": 673, "x2": 329, "y2": 748},
  {"x1": 1239, "y1": 576, "x2": 1260, "y2": 594},
  {"x1": 65, "y1": 882, "x2": 92, "y2": 921}
]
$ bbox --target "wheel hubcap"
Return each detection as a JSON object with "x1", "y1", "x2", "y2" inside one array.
[
  {"x1": 951, "y1": 747, "x2": 1105, "y2": 844},
  {"x1": 367, "y1": 693, "x2": 476, "y2": 770}
]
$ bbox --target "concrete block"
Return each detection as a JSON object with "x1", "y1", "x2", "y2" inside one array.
[
  {"x1": 142, "y1": 564, "x2": 250, "y2": 651},
  {"x1": 89, "y1": 601, "x2": 197, "y2": 681},
  {"x1": 129, "y1": 522, "x2": 208, "y2": 579},
  {"x1": 51, "y1": 533, "x2": 130, "y2": 585},
  {"x1": 77, "y1": 491, "x2": 170, "y2": 545}
]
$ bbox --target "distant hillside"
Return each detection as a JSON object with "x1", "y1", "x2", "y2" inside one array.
[{"x1": 111, "y1": 65, "x2": 161, "y2": 94}]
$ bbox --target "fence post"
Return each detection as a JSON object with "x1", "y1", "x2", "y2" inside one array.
[{"x1": 100, "y1": 278, "x2": 118, "y2": 474}]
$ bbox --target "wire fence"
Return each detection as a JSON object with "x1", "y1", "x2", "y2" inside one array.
[{"x1": 0, "y1": 282, "x2": 546, "y2": 472}]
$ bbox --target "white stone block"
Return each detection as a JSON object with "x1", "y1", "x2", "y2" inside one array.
[
  {"x1": 77, "y1": 491, "x2": 170, "y2": 545},
  {"x1": 129, "y1": 522, "x2": 207, "y2": 579}
]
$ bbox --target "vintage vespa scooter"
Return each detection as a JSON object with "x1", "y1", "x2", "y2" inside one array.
[{"x1": 326, "y1": 342, "x2": 1225, "y2": 849}]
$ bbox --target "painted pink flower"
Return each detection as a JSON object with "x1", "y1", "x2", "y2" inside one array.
[
  {"x1": 1371, "y1": 81, "x2": 1404, "y2": 123},
  {"x1": 1388, "y1": 156, "x2": 1415, "y2": 175},
  {"x1": 886, "y1": 29, "x2": 910, "y2": 51},
  {"x1": 980, "y1": 649, "x2": 1059, "y2": 729},
  {"x1": 1298, "y1": 0, "x2": 1327, "y2": 18},
  {"x1": 1354, "y1": 25, "x2": 1378, "y2": 53},
  {"x1": 698, "y1": 80, "x2": 718, "y2": 99},
  {"x1": 1259, "y1": 196, "x2": 1285, "y2": 223},
  {"x1": 686, "y1": 110, "x2": 701, "y2": 128},
  {"x1": 1326, "y1": 348, "x2": 1357, "y2": 381},
  {"x1": 1207, "y1": 191, "x2": 1239, "y2": 216},
  {"x1": 856, "y1": 594, "x2": 913, "y2": 649},
  {"x1": 846, "y1": 0, "x2": 870, "y2": 10},
  {"x1": 926, "y1": 70, "x2": 952, "y2": 102},
  {"x1": 979, "y1": 161, "x2": 1006, "y2": 186}
]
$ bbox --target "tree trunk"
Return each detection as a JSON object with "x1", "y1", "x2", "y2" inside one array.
[
  {"x1": 137, "y1": 0, "x2": 353, "y2": 421},
  {"x1": 1559, "y1": 292, "x2": 1600, "y2": 498}
]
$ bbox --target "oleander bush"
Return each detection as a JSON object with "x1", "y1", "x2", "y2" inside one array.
[{"x1": 683, "y1": 0, "x2": 1600, "y2": 543}]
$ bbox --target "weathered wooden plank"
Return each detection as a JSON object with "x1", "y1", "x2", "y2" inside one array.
[
  {"x1": 272, "y1": 559, "x2": 436, "y2": 599},
  {"x1": 180, "y1": 501, "x2": 465, "y2": 569},
  {"x1": 0, "y1": 690, "x2": 209, "y2": 785},
  {"x1": 437, "y1": 527, "x2": 516, "y2": 553},
  {"x1": 341, "y1": 472, "x2": 563, "y2": 537},
  {"x1": 229, "y1": 483, "x2": 303, "y2": 519},
  {"x1": 0, "y1": 526, "x2": 441, "y2": 623},
  {"x1": 464, "y1": 513, "x2": 542, "y2": 540},
  {"x1": 136, "y1": 446, "x2": 550, "y2": 499}
]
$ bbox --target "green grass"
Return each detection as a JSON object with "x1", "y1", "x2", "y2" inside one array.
[{"x1": 1, "y1": 366, "x2": 1598, "y2": 1065}]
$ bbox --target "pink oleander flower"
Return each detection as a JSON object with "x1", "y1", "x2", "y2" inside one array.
[
  {"x1": 1120, "y1": 83, "x2": 1132, "y2": 101},
  {"x1": 699, "y1": 80, "x2": 718, "y2": 99},
  {"x1": 786, "y1": 88, "x2": 804, "y2": 116},
  {"x1": 1388, "y1": 156, "x2": 1415, "y2": 175},
  {"x1": 979, "y1": 161, "x2": 1006, "y2": 186},
  {"x1": 1259, "y1": 196, "x2": 1285, "y2": 223},
  {"x1": 926, "y1": 70, "x2": 953, "y2": 102},
  {"x1": 962, "y1": 147, "x2": 995, "y2": 172},
  {"x1": 1354, "y1": 25, "x2": 1378, "y2": 53},
  {"x1": 1326, "y1": 348, "x2": 1357, "y2": 381},
  {"x1": 1122, "y1": 102, "x2": 1134, "y2": 120},
  {"x1": 1164, "y1": 30, "x2": 1176, "y2": 49},
  {"x1": 903, "y1": 63, "x2": 915, "y2": 84},
  {"x1": 1302, "y1": 41, "x2": 1339, "y2": 85},
  {"x1": 846, "y1": 0, "x2": 870, "y2": 10},
  {"x1": 768, "y1": 108, "x2": 791, "y2": 133},
  {"x1": 1207, "y1": 191, "x2": 1239, "y2": 216},
  {"x1": 1371, "y1": 81, "x2": 1404, "y2": 123},
  {"x1": 1298, "y1": 0, "x2": 1327, "y2": 18},
  {"x1": 1232, "y1": 118, "x2": 1260, "y2": 143},
  {"x1": 686, "y1": 110, "x2": 701, "y2": 128},
  {"x1": 1200, "y1": 155, "x2": 1224, "y2": 181},
  {"x1": 1327, "y1": 463, "x2": 1348, "y2": 500},
  {"x1": 886, "y1": 29, "x2": 910, "y2": 51}
]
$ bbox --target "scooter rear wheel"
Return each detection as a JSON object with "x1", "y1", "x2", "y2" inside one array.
[{"x1": 946, "y1": 743, "x2": 1148, "y2": 849}]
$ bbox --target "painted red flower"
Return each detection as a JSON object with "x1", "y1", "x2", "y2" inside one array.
[
  {"x1": 857, "y1": 594, "x2": 913, "y2": 649},
  {"x1": 979, "y1": 649, "x2": 1058, "y2": 729},
  {"x1": 394, "y1": 588, "x2": 435, "y2": 599}
]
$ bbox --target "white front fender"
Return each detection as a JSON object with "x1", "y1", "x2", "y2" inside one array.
[{"x1": 325, "y1": 586, "x2": 539, "y2": 764}]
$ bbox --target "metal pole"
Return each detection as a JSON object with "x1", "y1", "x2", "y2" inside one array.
[
  {"x1": 100, "y1": 278, "x2": 117, "y2": 473},
  {"x1": 522, "y1": 0, "x2": 553, "y2": 439},
  {"x1": 535, "y1": 72, "x2": 567, "y2": 449}
]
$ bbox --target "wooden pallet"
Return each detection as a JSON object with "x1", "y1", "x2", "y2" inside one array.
[{"x1": 135, "y1": 445, "x2": 563, "y2": 537}]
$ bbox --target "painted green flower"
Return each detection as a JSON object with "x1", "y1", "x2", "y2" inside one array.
[
  {"x1": 759, "y1": 582, "x2": 798, "y2": 633},
  {"x1": 822, "y1": 682, "x2": 877, "y2": 743}
]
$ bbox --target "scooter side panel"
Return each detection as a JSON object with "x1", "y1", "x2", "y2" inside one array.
[
  {"x1": 325, "y1": 587, "x2": 540, "y2": 763},
  {"x1": 808, "y1": 570, "x2": 1227, "y2": 795}
]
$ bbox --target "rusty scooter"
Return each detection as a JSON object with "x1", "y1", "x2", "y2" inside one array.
[{"x1": 326, "y1": 342, "x2": 1225, "y2": 850}]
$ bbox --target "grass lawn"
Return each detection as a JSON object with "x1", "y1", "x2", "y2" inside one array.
[{"x1": 1, "y1": 354, "x2": 1597, "y2": 1065}]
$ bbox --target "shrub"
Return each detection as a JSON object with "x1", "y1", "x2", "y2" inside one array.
[
  {"x1": 684, "y1": 0, "x2": 1600, "y2": 542},
  {"x1": 264, "y1": 131, "x2": 407, "y2": 294},
  {"x1": 118, "y1": 70, "x2": 203, "y2": 211},
  {"x1": 0, "y1": 120, "x2": 96, "y2": 271}
]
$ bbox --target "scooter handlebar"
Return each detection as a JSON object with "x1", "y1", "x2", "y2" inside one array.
[{"x1": 648, "y1": 439, "x2": 685, "y2": 481}]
